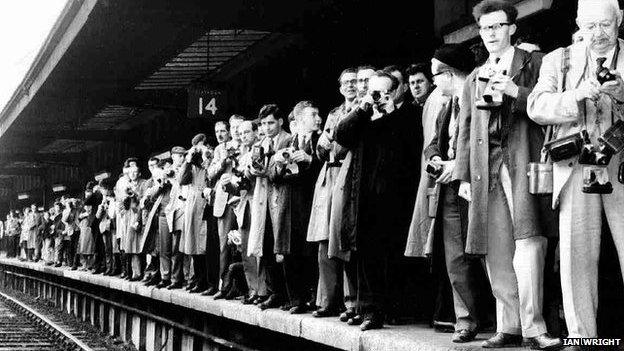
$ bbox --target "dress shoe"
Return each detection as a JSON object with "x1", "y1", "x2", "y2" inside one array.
[
  {"x1": 259, "y1": 295, "x2": 282, "y2": 310},
  {"x1": 242, "y1": 295, "x2": 258, "y2": 305},
  {"x1": 452, "y1": 329, "x2": 478, "y2": 343},
  {"x1": 312, "y1": 308, "x2": 339, "y2": 318},
  {"x1": 253, "y1": 295, "x2": 268, "y2": 305},
  {"x1": 347, "y1": 314, "x2": 364, "y2": 326},
  {"x1": 482, "y1": 332, "x2": 523, "y2": 348},
  {"x1": 339, "y1": 308, "x2": 356, "y2": 322},
  {"x1": 360, "y1": 314, "x2": 384, "y2": 331},
  {"x1": 289, "y1": 304, "x2": 309, "y2": 314},
  {"x1": 527, "y1": 333, "x2": 563, "y2": 350},
  {"x1": 224, "y1": 290, "x2": 241, "y2": 300},
  {"x1": 166, "y1": 282, "x2": 183, "y2": 290},
  {"x1": 145, "y1": 277, "x2": 160, "y2": 287},
  {"x1": 141, "y1": 274, "x2": 151, "y2": 283},
  {"x1": 280, "y1": 303, "x2": 293, "y2": 311},
  {"x1": 185, "y1": 283, "x2": 196, "y2": 291},
  {"x1": 129, "y1": 276, "x2": 142, "y2": 282},
  {"x1": 213, "y1": 291, "x2": 226, "y2": 300},
  {"x1": 156, "y1": 280, "x2": 171, "y2": 289},
  {"x1": 70, "y1": 265, "x2": 78, "y2": 271},
  {"x1": 189, "y1": 285, "x2": 205, "y2": 293},
  {"x1": 54, "y1": 263, "x2": 62, "y2": 268},
  {"x1": 200, "y1": 287, "x2": 218, "y2": 296}
]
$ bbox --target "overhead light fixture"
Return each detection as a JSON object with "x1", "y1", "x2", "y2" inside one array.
[
  {"x1": 52, "y1": 184, "x2": 67, "y2": 193},
  {"x1": 17, "y1": 193, "x2": 29, "y2": 200},
  {"x1": 94, "y1": 171, "x2": 111, "y2": 182},
  {"x1": 37, "y1": 206, "x2": 44, "y2": 212}
]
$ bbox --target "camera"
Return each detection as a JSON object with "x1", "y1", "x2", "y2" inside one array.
[
  {"x1": 596, "y1": 57, "x2": 616, "y2": 85},
  {"x1": 125, "y1": 187, "x2": 136, "y2": 198},
  {"x1": 426, "y1": 162, "x2": 443, "y2": 178},
  {"x1": 251, "y1": 145, "x2": 265, "y2": 170},
  {"x1": 543, "y1": 130, "x2": 588, "y2": 162},
  {"x1": 475, "y1": 65, "x2": 505, "y2": 110}
]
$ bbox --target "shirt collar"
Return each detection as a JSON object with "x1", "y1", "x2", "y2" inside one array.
[{"x1": 590, "y1": 45, "x2": 617, "y2": 69}]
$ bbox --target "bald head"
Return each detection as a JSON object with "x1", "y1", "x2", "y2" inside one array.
[{"x1": 576, "y1": 0, "x2": 623, "y2": 54}]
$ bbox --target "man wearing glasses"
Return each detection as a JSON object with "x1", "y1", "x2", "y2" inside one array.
[
  {"x1": 529, "y1": 0, "x2": 624, "y2": 340},
  {"x1": 454, "y1": 0, "x2": 561, "y2": 349}
]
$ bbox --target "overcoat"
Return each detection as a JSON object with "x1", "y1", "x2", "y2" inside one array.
[
  {"x1": 247, "y1": 130, "x2": 292, "y2": 257},
  {"x1": 269, "y1": 132, "x2": 321, "y2": 255},
  {"x1": 527, "y1": 39, "x2": 624, "y2": 207},
  {"x1": 78, "y1": 212, "x2": 97, "y2": 254},
  {"x1": 178, "y1": 162, "x2": 208, "y2": 255},
  {"x1": 307, "y1": 102, "x2": 352, "y2": 261},
  {"x1": 405, "y1": 91, "x2": 451, "y2": 257},
  {"x1": 453, "y1": 48, "x2": 555, "y2": 255}
]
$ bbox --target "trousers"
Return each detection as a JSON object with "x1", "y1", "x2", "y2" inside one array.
[
  {"x1": 485, "y1": 164, "x2": 548, "y2": 338},
  {"x1": 558, "y1": 163, "x2": 624, "y2": 338}
]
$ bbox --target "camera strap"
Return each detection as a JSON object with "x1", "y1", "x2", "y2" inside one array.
[{"x1": 541, "y1": 47, "x2": 572, "y2": 162}]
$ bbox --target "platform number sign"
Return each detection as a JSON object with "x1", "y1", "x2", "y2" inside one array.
[{"x1": 187, "y1": 86, "x2": 225, "y2": 119}]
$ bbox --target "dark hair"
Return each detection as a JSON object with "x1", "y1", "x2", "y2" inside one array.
[
  {"x1": 406, "y1": 63, "x2": 433, "y2": 83},
  {"x1": 148, "y1": 156, "x2": 159, "y2": 164},
  {"x1": 258, "y1": 104, "x2": 283, "y2": 122},
  {"x1": 357, "y1": 65, "x2": 376, "y2": 72},
  {"x1": 338, "y1": 67, "x2": 357, "y2": 84},
  {"x1": 373, "y1": 70, "x2": 400, "y2": 91},
  {"x1": 85, "y1": 180, "x2": 97, "y2": 191},
  {"x1": 214, "y1": 120, "x2": 229, "y2": 131},
  {"x1": 472, "y1": 0, "x2": 518, "y2": 24},
  {"x1": 124, "y1": 157, "x2": 139, "y2": 168},
  {"x1": 191, "y1": 133, "x2": 207, "y2": 146},
  {"x1": 229, "y1": 114, "x2": 245, "y2": 124},
  {"x1": 382, "y1": 65, "x2": 406, "y2": 83}
]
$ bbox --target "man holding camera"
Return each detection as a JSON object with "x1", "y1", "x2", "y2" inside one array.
[
  {"x1": 454, "y1": 1, "x2": 560, "y2": 349},
  {"x1": 335, "y1": 71, "x2": 422, "y2": 330},
  {"x1": 208, "y1": 117, "x2": 244, "y2": 298},
  {"x1": 528, "y1": 0, "x2": 624, "y2": 339},
  {"x1": 247, "y1": 104, "x2": 291, "y2": 310}
]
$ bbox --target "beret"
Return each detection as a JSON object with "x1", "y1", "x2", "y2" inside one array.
[{"x1": 433, "y1": 44, "x2": 476, "y2": 74}]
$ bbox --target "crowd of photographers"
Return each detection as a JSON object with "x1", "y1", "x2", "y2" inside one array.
[{"x1": 1, "y1": 0, "x2": 624, "y2": 349}]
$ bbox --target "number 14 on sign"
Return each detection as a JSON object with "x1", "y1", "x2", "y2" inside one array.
[{"x1": 199, "y1": 97, "x2": 218, "y2": 116}]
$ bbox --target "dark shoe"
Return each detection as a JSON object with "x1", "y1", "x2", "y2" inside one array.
[
  {"x1": 189, "y1": 285, "x2": 205, "y2": 294},
  {"x1": 360, "y1": 315, "x2": 384, "y2": 331},
  {"x1": 200, "y1": 287, "x2": 218, "y2": 296},
  {"x1": 242, "y1": 295, "x2": 258, "y2": 305},
  {"x1": 312, "y1": 308, "x2": 339, "y2": 318},
  {"x1": 280, "y1": 303, "x2": 293, "y2": 311},
  {"x1": 156, "y1": 280, "x2": 170, "y2": 289},
  {"x1": 145, "y1": 277, "x2": 160, "y2": 287},
  {"x1": 289, "y1": 304, "x2": 309, "y2": 314},
  {"x1": 347, "y1": 315, "x2": 363, "y2": 326},
  {"x1": 70, "y1": 265, "x2": 78, "y2": 271},
  {"x1": 527, "y1": 333, "x2": 563, "y2": 350},
  {"x1": 224, "y1": 290, "x2": 241, "y2": 300},
  {"x1": 54, "y1": 263, "x2": 62, "y2": 267},
  {"x1": 141, "y1": 275, "x2": 151, "y2": 283},
  {"x1": 340, "y1": 308, "x2": 356, "y2": 322},
  {"x1": 129, "y1": 276, "x2": 142, "y2": 282},
  {"x1": 166, "y1": 282, "x2": 183, "y2": 290},
  {"x1": 259, "y1": 295, "x2": 282, "y2": 310},
  {"x1": 213, "y1": 291, "x2": 226, "y2": 300},
  {"x1": 482, "y1": 332, "x2": 523, "y2": 348},
  {"x1": 185, "y1": 283, "x2": 196, "y2": 291},
  {"x1": 452, "y1": 329, "x2": 478, "y2": 343},
  {"x1": 253, "y1": 295, "x2": 268, "y2": 305}
]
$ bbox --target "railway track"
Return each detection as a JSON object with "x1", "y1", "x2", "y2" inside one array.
[{"x1": 0, "y1": 290, "x2": 98, "y2": 351}]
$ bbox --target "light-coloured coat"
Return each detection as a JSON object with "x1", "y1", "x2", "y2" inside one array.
[{"x1": 527, "y1": 39, "x2": 624, "y2": 207}]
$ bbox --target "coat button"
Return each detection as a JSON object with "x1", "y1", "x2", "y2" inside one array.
[
  {"x1": 478, "y1": 139, "x2": 483, "y2": 145},
  {"x1": 568, "y1": 162, "x2": 573, "y2": 167},
  {"x1": 572, "y1": 122, "x2": 578, "y2": 127},
  {"x1": 476, "y1": 175, "x2": 481, "y2": 181}
]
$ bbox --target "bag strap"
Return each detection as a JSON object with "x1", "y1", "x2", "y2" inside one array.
[{"x1": 540, "y1": 46, "x2": 571, "y2": 162}]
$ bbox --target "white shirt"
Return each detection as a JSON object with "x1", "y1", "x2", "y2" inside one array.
[{"x1": 488, "y1": 45, "x2": 515, "y2": 75}]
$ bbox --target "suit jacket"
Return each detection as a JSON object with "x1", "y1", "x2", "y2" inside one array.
[
  {"x1": 528, "y1": 39, "x2": 624, "y2": 207},
  {"x1": 208, "y1": 142, "x2": 234, "y2": 218},
  {"x1": 454, "y1": 47, "x2": 554, "y2": 256},
  {"x1": 178, "y1": 161, "x2": 208, "y2": 255},
  {"x1": 247, "y1": 130, "x2": 291, "y2": 257}
]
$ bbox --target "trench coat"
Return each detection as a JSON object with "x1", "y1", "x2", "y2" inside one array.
[
  {"x1": 116, "y1": 177, "x2": 147, "y2": 254},
  {"x1": 527, "y1": 39, "x2": 624, "y2": 208},
  {"x1": 140, "y1": 178, "x2": 160, "y2": 254},
  {"x1": 268, "y1": 132, "x2": 321, "y2": 255},
  {"x1": 209, "y1": 142, "x2": 236, "y2": 218},
  {"x1": 233, "y1": 150, "x2": 255, "y2": 229},
  {"x1": 247, "y1": 130, "x2": 292, "y2": 257},
  {"x1": 307, "y1": 103, "x2": 353, "y2": 260},
  {"x1": 405, "y1": 90, "x2": 451, "y2": 257},
  {"x1": 178, "y1": 161, "x2": 208, "y2": 255},
  {"x1": 78, "y1": 212, "x2": 97, "y2": 254},
  {"x1": 453, "y1": 47, "x2": 555, "y2": 256}
]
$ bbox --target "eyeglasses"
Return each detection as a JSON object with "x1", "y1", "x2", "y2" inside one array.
[
  {"x1": 340, "y1": 79, "x2": 357, "y2": 86},
  {"x1": 579, "y1": 20, "x2": 614, "y2": 32},
  {"x1": 479, "y1": 22, "x2": 511, "y2": 33}
]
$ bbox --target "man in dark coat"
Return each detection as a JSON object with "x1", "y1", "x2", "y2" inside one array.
[
  {"x1": 453, "y1": 1, "x2": 560, "y2": 349},
  {"x1": 335, "y1": 70, "x2": 422, "y2": 330}
]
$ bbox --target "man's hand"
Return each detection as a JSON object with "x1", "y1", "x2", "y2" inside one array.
[
  {"x1": 359, "y1": 94, "x2": 374, "y2": 110},
  {"x1": 575, "y1": 78, "x2": 600, "y2": 102},
  {"x1": 185, "y1": 146, "x2": 195, "y2": 163},
  {"x1": 491, "y1": 73, "x2": 519, "y2": 98},
  {"x1": 599, "y1": 71, "x2": 624, "y2": 102},
  {"x1": 248, "y1": 164, "x2": 266, "y2": 177},
  {"x1": 432, "y1": 159, "x2": 456, "y2": 184},
  {"x1": 220, "y1": 173, "x2": 232, "y2": 184},
  {"x1": 202, "y1": 187, "x2": 213, "y2": 200},
  {"x1": 317, "y1": 132, "x2": 332, "y2": 150},
  {"x1": 291, "y1": 150, "x2": 311, "y2": 164},
  {"x1": 458, "y1": 181, "x2": 471, "y2": 202},
  {"x1": 275, "y1": 254, "x2": 284, "y2": 263}
]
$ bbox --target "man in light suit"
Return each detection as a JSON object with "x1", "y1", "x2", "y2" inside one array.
[
  {"x1": 208, "y1": 116, "x2": 244, "y2": 298},
  {"x1": 454, "y1": 1, "x2": 560, "y2": 349},
  {"x1": 246, "y1": 104, "x2": 291, "y2": 310},
  {"x1": 528, "y1": 0, "x2": 624, "y2": 339},
  {"x1": 164, "y1": 147, "x2": 187, "y2": 289}
]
